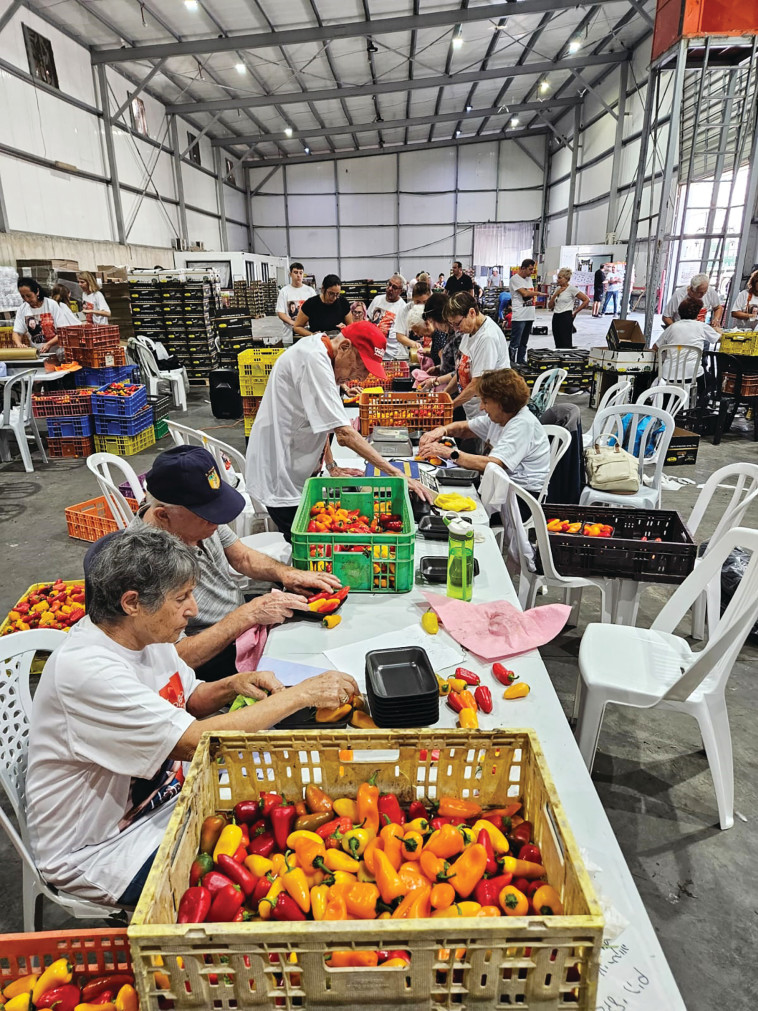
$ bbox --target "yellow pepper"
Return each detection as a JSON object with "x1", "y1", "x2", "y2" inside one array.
[
  {"x1": 324, "y1": 848, "x2": 361, "y2": 874},
  {"x1": 504, "y1": 682, "x2": 531, "y2": 699},
  {"x1": 328, "y1": 870, "x2": 358, "y2": 886},
  {"x1": 282, "y1": 859, "x2": 311, "y2": 914},
  {"x1": 459, "y1": 708, "x2": 478, "y2": 729},
  {"x1": 311, "y1": 883, "x2": 330, "y2": 920},
  {"x1": 245, "y1": 854, "x2": 274, "y2": 877},
  {"x1": 333, "y1": 798, "x2": 359, "y2": 820},
  {"x1": 341, "y1": 827, "x2": 371, "y2": 858},
  {"x1": 286, "y1": 829, "x2": 325, "y2": 848},
  {"x1": 212, "y1": 823, "x2": 243, "y2": 863},
  {"x1": 457, "y1": 824, "x2": 476, "y2": 845},
  {"x1": 447, "y1": 676, "x2": 467, "y2": 693},
  {"x1": 32, "y1": 960, "x2": 72, "y2": 1004},
  {"x1": 435, "y1": 673, "x2": 451, "y2": 696},
  {"x1": 405, "y1": 817, "x2": 430, "y2": 835},
  {"x1": 258, "y1": 877, "x2": 286, "y2": 919},
  {"x1": 5, "y1": 996, "x2": 31, "y2": 1011},
  {"x1": 322, "y1": 614, "x2": 342, "y2": 629},
  {"x1": 421, "y1": 609, "x2": 439, "y2": 635},
  {"x1": 471, "y1": 820, "x2": 510, "y2": 854},
  {"x1": 3, "y1": 974, "x2": 36, "y2": 1000},
  {"x1": 269, "y1": 852, "x2": 289, "y2": 876}
]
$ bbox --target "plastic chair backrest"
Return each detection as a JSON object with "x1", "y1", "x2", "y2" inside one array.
[
  {"x1": 540, "y1": 425, "x2": 572, "y2": 502},
  {"x1": 652, "y1": 527, "x2": 758, "y2": 702},
  {"x1": 594, "y1": 403, "x2": 675, "y2": 491},
  {"x1": 597, "y1": 378, "x2": 633, "y2": 415},
  {"x1": 659, "y1": 344, "x2": 702, "y2": 386},
  {"x1": 166, "y1": 420, "x2": 245, "y2": 484},
  {"x1": 637, "y1": 383, "x2": 689, "y2": 418},
  {"x1": 87, "y1": 451, "x2": 144, "y2": 501},
  {"x1": 1, "y1": 369, "x2": 35, "y2": 427},
  {"x1": 531, "y1": 368, "x2": 568, "y2": 412},
  {"x1": 687, "y1": 462, "x2": 758, "y2": 545},
  {"x1": 127, "y1": 336, "x2": 160, "y2": 380}
]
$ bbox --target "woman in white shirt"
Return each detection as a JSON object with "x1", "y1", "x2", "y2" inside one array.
[
  {"x1": 548, "y1": 267, "x2": 589, "y2": 349},
  {"x1": 442, "y1": 290, "x2": 510, "y2": 419},
  {"x1": 12, "y1": 276, "x2": 81, "y2": 355},
  {"x1": 730, "y1": 270, "x2": 758, "y2": 330},
  {"x1": 653, "y1": 296, "x2": 720, "y2": 382},
  {"x1": 78, "y1": 271, "x2": 111, "y2": 325}
]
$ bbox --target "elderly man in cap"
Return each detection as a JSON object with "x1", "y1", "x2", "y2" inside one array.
[
  {"x1": 245, "y1": 320, "x2": 435, "y2": 541},
  {"x1": 133, "y1": 444, "x2": 340, "y2": 680}
]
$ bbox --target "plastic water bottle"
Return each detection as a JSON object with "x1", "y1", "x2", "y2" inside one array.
[{"x1": 446, "y1": 515, "x2": 474, "y2": 601}]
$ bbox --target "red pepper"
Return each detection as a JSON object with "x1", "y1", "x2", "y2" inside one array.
[
  {"x1": 474, "y1": 872, "x2": 513, "y2": 907},
  {"x1": 519, "y1": 843, "x2": 542, "y2": 864},
  {"x1": 272, "y1": 891, "x2": 307, "y2": 921},
  {"x1": 217, "y1": 853, "x2": 258, "y2": 897},
  {"x1": 233, "y1": 843, "x2": 248, "y2": 863},
  {"x1": 189, "y1": 851, "x2": 213, "y2": 886},
  {"x1": 250, "y1": 873, "x2": 275, "y2": 909},
  {"x1": 378, "y1": 793, "x2": 406, "y2": 826},
  {"x1": 259, "y1": 791, "x2": 284, "y2": 818},
  {"x1": 316, "y1": 816, "x2": 352, "y2": 839},
  {"x1": 177, "y1": 885, "x2": 212, "y2": 923},
  {"x1": 447, "y1": 692, "x2": 465, "y2": 714},
  {"x1": 512, "y1": 876, "x2": 531, "y2": 894},
  {"x1": 202, "y1": 870, "x2": 235, "y2": 895},
  {"x1": 482, "y1": 813, "x2": 505, "y2": 831},
  {"x1": 333, "y1": 585, "x2": 351, "y2": 602},
  {"x1": 526, "y1": 880, "x2": 543, "y2": 899},
  {"x1": 35, "y1": 983, "x2": 80, "y2": 1011},
  {"x1": 248, "y1": 831, "x2": 276, "y2": 857},
  {"x1": 234, "y1": 907, "x2": 254, "y2": 921},
  {"x1": 92, "y1": 992, "x2": 116, "y2": 1004},
  {"x1": 385, "y1": 520, "x2": 403, "y2": 532},
  {"x1": 377, "y1": 950, "x2": 411, "y2": 964},
  {"x1": 317, "y1": 599, "x2": 340, "y2": 614},
  {"x1": 239, "y1": 823, "x2": 250, "y2": 846},
  {"x1": 511, "y1": 821, "x2": 533, "y2": 846},
  {"x1": 477, "y1": 829, "x2": 498, "y2": 876},
  {"x1": 271, "y1": 803, "x2": 296, "y2": 851},
  {"x1": 430, "y1": 815, "x2": 467, "y2": 830},
  {"x1": 492, "y1": 662, "x2": 517, "y2": 685},
  {"x1": 248, "y1": 818, "x2": 268, "y2": 838},
  {"x1": 474, "y1": 686, "x2": 493, "y2": 714},
  {"x1": 234, "y1": 800, "x2": 262, "y2": 824},
  {"x1": 408, "y1": 800, "x2": 428, "y2": 821},
  {"x1": 207, "y1": 882, "x2": 245, "y2": 922},
  {"x1": 454, "y1": 667, "x2": 480, "y2": 686},
  {"x1": 306, "y1": 590, "x2": 330, "y2": 604},
  {"x1": 80, "y1": 977, "x2": 135, "y2": 1004}
]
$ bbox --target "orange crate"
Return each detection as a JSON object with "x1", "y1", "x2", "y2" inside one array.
[
  {"x1": 32, "y1": 389, "x2": 96, "y2": 417},
  {"x1": 354, "y1": 360, "x2": 411, "y2": 391},
  {"x1": 0, "y1": 928, "x2": 131, "y2": 989},
  {"x1": 65, "y1": 495, "x2": 138, "y2": 542},
  {"x1": 64, "y1": 346, "x2": 126, "y2": 368},
  {"x1": 47, "y1": 436, "x2": 95, "y2": 459},
  {"x1": 56, "y1": 324, "x2": 121, "y2": 348},
  {"x1": 242, "y1": 395, "x2": 262, "y2": 418},
  {"x1": 358, "y1": 390, "x2": 453, "y2": 436}
]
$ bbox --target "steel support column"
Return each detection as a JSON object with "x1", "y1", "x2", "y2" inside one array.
[
  {"x1": 606, "y1": 60, "x2": 628, "y2": 239},
  {"x1": 538, "y1": 134, "x2": 551, "y2": 257},
  {"x1": 565, "y1": 105, "x2": 581, "y2": 245},
  {"x1": 620, "y1": 68, "x2": 656, "y2": 320},
  {"x1": 170, "y1": 114, "x2": 188, "y2": 245},
  {"x1": 214, "y1": 148, "x2": 228, "y2": 251},
  {"x1": 726, "y1": 123, "x2": 758, "y2": 320},
  {"x1": 453, "y1": 146, "x2": 460, "y2": 259},
  {"x1": 245, "y1": 167, "x2": 254, "y2": 253},
  {"x1": 333, "y1": 160, "x2": 342, "y2": 277},
  {"x1": 97, "y1": 64, "x2": 126, "y2": 246},
  {"x1": 283, "y1": 165, "x2": 291, "y2": 260}
]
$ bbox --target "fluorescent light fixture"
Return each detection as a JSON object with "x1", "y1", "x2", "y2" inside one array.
[
  {"x1": 235, "y1": 62, "x2": 247, "y2": 74},
  {"x1": 184, "y1": 0, "x2": 198, "y2": 10},
  {"x1": 452, "y1": 27, "x2": 463, "y2": 48},
  {"x1": 284, "y1": 127, "x2": 293, "y2": 137},
  {"x1": 568, "y1": 38, "x2": 581, "y2": 53},
  {"x1": 510, "y1": 116, "x2": 520, "y2": 127}
]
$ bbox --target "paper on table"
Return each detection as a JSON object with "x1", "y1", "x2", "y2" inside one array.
[
  {"x1": 325, "y1": 624, "x2": 464, "y2": 682},
  {"x1": 257, "y1": 655, "x2": 328, "y2": 686}
]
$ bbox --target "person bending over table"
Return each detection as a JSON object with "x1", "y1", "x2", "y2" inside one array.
[
  {"x1": 442, "y1": 291, "x2": 510, "y2": 420},
  {"x1": 132, "y1": 444, "x2": 339, "y2": 681},
  {"x1": 245, "y1": 321, "x2": 436, "y2": 542},
  {"x1": 13, "y1": 276, "x2": 81, "y2": 355},
  {"x1": 293, "y1": 274, "x2": 353, "y2": 337},
  {"x1": 418, "y1": 368, "x2": 550, "y2": 498},
  {"x1": 27, "y1": 526, "x2": 358, "y2": 908}
]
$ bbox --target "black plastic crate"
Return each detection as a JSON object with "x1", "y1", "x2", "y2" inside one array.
[
  {"x1": 147, "y1": 393, "x2": 172, "y2": 423},
  {"x1": 539, "y1": 504, "x2": 696, "y2": 584}
]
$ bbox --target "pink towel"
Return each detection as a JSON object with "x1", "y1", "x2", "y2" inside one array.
[
  {"x1": 421, "y1": 591, "x2": 571, "y2": 661},
  {"x1": 235, "y1": 624, "x2": 269, "y2": 672}
]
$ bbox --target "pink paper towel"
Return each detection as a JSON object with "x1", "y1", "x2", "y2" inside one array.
[
  {"x1": 235, "y1": 624, "x2": 269, "y2": 672},
  {"x1": 421, "y1": 591, "x2": 571, "y2": 661}
]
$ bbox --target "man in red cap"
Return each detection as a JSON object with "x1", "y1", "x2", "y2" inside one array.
[{"x1": 245, "y1": 321, "x2": 435, "y2": 539}]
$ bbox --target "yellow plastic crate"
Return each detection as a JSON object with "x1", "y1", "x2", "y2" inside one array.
[
  {"x1": 130, "y1": 730, "x2": 603, "y2": 1011},
  {"x1": 238, "y1": 347, "x2": 285, "y2": 396},
  {"x1": 94, "y1": 427, "x2": 156, "y2": 456},
  {"x1": 0, "y1": 580, "x2": 84, "y2": 635},
  {"x1": 719, "y1": 330, "x2": 758, "y2": 355}
]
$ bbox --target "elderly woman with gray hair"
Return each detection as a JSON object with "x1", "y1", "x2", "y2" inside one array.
[
  {"x1": 547, "y1": 267, "x2": 589, "y2": 349},
  {"x1": 26, "y1": 526, "x2": 358, "y2": 908}
]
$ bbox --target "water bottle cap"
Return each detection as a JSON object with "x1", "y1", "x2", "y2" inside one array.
[{"x1": 447, "y1": 516, "x2": 473, "y2": 537}]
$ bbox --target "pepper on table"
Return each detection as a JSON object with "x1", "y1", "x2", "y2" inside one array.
[
  {"x1": 459, "y1": 708, "x2": 478, "y2": 729},
  {"x1": 454, "y1": 667, "x2": 480, "y2": 686},
  {"x1": 474, "y1": 685, "x2": 493, "y2": 714},
  {"x1": 491, "y1": 662, "x2": 517, "y2": 686}
]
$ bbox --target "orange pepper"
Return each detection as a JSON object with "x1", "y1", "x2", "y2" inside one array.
[
  {"x1": 392, "y1": 884, "x2": 431, "y2": 919},
  {"x1": 345, "y1": 881, "x2": 380, "y2": 919},
  {"x1": 373, "y1": 849, "x2": 406, "y2": 904},
  {"x1": 500, "y1": 884, "x2": 529, "y2": 916},
  {"x1": 398, "y1": 861, "x2": 430, "y2": 892},
  {"x1": 501, "y1": 855, "x2": 546, "y2": 879},
  {"x1": 326, "y1": 951, "x2": 378, "y2": 968},
  {"x1": 356, "y1": 773, "x2": 380, "y2": 835},
  {"x1": 531, "y1": 884, "x2": 564, "y2": 915},
  {"x1": 362, "y1": 836, "x2": 383, "y2": 876},
  {"x1": 477, "y1": 904, "x2": 502, "y2": 917},
  {"x1": 419, "y1": 849, "x2": 454, "y2": 884},
  {"x1": 425, "y1": 823, "x2": 465, "y2": 859},
  {"x1": 379, "y1": 823, "x2": 404, "y2": 869},
  {"x1": 292, "y1": 837, "x2": 327, "y2": 873},
  {"x1": 322, "y1": 891, "x2": 348, "y2": 921},
  {"x1": 437, "y1": 796, "x2": 482, "y2": 819},
  {"x1": 382, "y1": 958, "x2": 411, "y2": 967},
  {"x1": 459, "y1": 689, "x2": 478, "y2": 710},
  {"x1": 401, "y1": 830, "x2": 424, "y2": 861},
  {"x1": 448, "y1": 843, "x2": 488, "y2": 898},
  {"x1": 430, "y1": 882, "x2": 455, "y2": 909}
]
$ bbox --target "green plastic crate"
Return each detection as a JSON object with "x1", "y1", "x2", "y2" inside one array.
[
  {"x1": 154, "y1": 417, "x2": 169, "y2": 440},
  {"x1": 291, "y1": 477, "x2": 415, "y2": 592}
]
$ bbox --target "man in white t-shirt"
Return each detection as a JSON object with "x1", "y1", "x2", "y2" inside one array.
[
  {"x1": 662, "y1": 272, "x2": 722, "y2": 326},
  {"x1": 275, "y1": 262, "x2": 316, "y2": 346},
  {"x1": 418, "y1": 368, "x2": 549, "y2": 493},
  {"x1": 508, "y1": 259, "x2": 538, "y2": 365},
  {"x1": 26, "y1": 526, "x2": 359, "y2": 907},
  {"x1": 245, "y1": 321, "x2": 435, "y2": 540},
  {"x1": 653, "y1": 296, "x2": 720, "y2": 380},
  {"x1": 367, "y1": 274, "x2": 406, "y2": 340}
]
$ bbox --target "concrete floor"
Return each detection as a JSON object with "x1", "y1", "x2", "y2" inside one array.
[{"x1": 1, "y1": 310, "x2": 757, "y2": 1009}]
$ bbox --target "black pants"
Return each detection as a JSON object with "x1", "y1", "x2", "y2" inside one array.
[
  {"x1": 552, "y1": 310, "x2": 574, "y2": 349},
  {"x1": 267, "y1": 504, "x2": 299, "y2": 543}
]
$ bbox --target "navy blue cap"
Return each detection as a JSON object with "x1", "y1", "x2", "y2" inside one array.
[{"x1": 145, "y1": 445, "x2": 245, "y2": 524}]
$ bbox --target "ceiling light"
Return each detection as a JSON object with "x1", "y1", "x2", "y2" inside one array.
[
  {"x1": 568, "y1": 38, "x2": 581, "y2": 53},
  {"x1": 540, "y1": 78, "x2": 550, "y2": 93},
  {"x1": 510, "y1": 116, "x2": 520, "y2": 127},
  {"x1": 455, "y1": 129, "x2": 461, "y2": 137},
  {"x1": 235, "y1": 62, "x2": 246, "y2": 74},
  {"x1": 304, "y1": 146, "x2": 310, "y2": 154},
  {"x1": 466, "y1": 105, "x2": 472, "y2": 112},
  {"x1": 452, "y1": 27, "x2": 463, "y2": 49},
  {"x1": 284, "y1": 127, "x2": 293, "y2": 137},
  {"x1": 184, "y1": 0, "x2": 198, "y2": 10}
]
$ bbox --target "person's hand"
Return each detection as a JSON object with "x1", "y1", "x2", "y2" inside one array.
[
  {"x1": 38, "y1": 342, "x2": 51, "y2": 354},
  {"x1": 418, "y1": 442, "x2": 453, "y2": 461},
  {"x1": 329, "y1": 466, "x2": 364, "y2": 477},
  {"x1": 297, "y1": 670, "x2": 361, "y2": 710},
  {"x1": 418, "y1": 377, "x2": 437, "y2": 391},
  {"x1": 239, "y1": 589, "x2": 309, "y2": 626},
  {"x1": 280, "y1": 568, "x2": 341, "y2": 595},
  {"x1": 419, "y1": 426, "x2": 447, "y2": 451},
  {"x1": 343, "y1": 384, "x2": 362, "y2": 397},
  {"x1": 229, "y1": 669, "x2": 286, "y2": 700},
  {"x1": 408, "y1": 478, "x2": 437, "y2": 503}
]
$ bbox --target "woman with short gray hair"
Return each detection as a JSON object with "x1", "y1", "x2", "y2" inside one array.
[{"x1": 27, "y1": 526, "x2": 358, "y2": 908}]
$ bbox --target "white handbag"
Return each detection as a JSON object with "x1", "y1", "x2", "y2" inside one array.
[{"x1": 584, "y1": 437, "x2": 640, "y2": 493}]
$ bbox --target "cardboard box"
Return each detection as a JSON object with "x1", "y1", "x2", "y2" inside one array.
[
  {"x1": 589, "y1": 346, "x2": 657, "y2": 373},
  {"x1": 16, "y1": 258, "x2": 79, "y2": 271},
  {"x1": 97, "y1": 265, "x2": 129, "y2": 281},
  {"x1": 606, "y1": 319, "x2": 646, "y2": 351},
  {"x1": 665, "y1": 427, "x2": 700, "y2": 466}
]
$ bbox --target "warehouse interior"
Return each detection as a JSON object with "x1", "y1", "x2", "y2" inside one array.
[{"x1": 1, "y1": 1, "x2": 758, "y2": 1009}]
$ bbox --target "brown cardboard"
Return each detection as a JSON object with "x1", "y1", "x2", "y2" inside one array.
[
  {"x1": 665, "y1": 427, "x2": 700, "y2": 466},
  {"x1": 606, "y1": 319, "x2": 646, "y2": 352},
  {"x1": 97, "y1": 265, "x2": 129, "y2": 281}
]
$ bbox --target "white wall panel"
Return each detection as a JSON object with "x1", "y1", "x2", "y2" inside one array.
[
  {"x1": 4, "y1": 7, "x2": 97, "y2": 104},
  {"x1": 580, "y1": 156, "x2": 614, "y2": 203},
  {"x1": 399, "y1": 224, "x2": 454, "y2": 259},
  {"x1": 253, "y1": 227, "x2": 288, "y2": 256},
  {"x1": 498, "y1": 140, "x2": 545, "y2": 188},
  {"x1": 341, "y1": 258, "x2": 395, "y2": 278},
  {"x1": 339, "y1": 192, "x2": 397, "y2": 226},
  {"x1": 250, "y1": 166, "x2": 285, "y2": 194},
  {"x1": 338, "y1": 155, "x2": 397, "y2": 192},
  {"x1": 399, "y1": 149, "x2": 456, "y2": 191},
  {"x1": 226, "y1": 223, "x2": 249, "y2": 251},
  {"x1": 497, "y1": 190, "x2": 542, "y2": 222},
  {"x1": 548, "y1": 180, "x2": 571, "y2": 216},
  {"x1": 287, "y1": 162, "x2": 336, "y2": 194},
  {"x1": 399, "y1": 192, "x2": 455, "y2": 226},
  {"x1": 458, "y1": 143, "x2": 498, "y2": 190},
  {"x1": 251, "y1": 195, "x2": 286, "y2": 227},
  {"x1": 457, "y1": 190, "x2": 498, "y2": 224},
  {"x1": 287, "y1": 194, "x2": 337, "y2": 227},
  {"x1": 340, "y1": 226, "x2": 394, "y2": 258},
  {"x1": 224, "y1": 187, "x2": 247, "y2": 224},
  {"x1": 126, "y1": 198, "x2": 179, "y2": 249},
  {"x1": 582, "y1": 116, "x2": 617, "y2": 164},
  {"x1": 182, "y1": 163, "x2": 217, "y2": 211},
  {"x1": 304, "y1": 261, "x2": 334, "y2": 284},
  {"x1": 289, "y1": 226, "x2": 338, "y2": 258},
  {"x1": 186, "y1": 209, "x2": 223, "y2": 250},
  {"x1": 575, "y1": 205, "x2": 610, "y2": 246}
]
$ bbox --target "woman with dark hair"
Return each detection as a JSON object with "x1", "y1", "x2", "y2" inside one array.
[
  {"x1": 407, "y1": 292, "x2": 451, "y2": 371},
  {"x1": 653, "y1": 296, "x2": 720, "y2": 382},
  {"x1": 730, "y1": 269, "x2": 758, "y2": 329},
  {"x1": 12, "y1": 276, "x2": 81, "y2": 354},
  {"x1": 293, "y1": 274, "x2": 353, "y2": 336},
  {"x1": 443, "y1": 290, "x2": 510, "y2": 419}
]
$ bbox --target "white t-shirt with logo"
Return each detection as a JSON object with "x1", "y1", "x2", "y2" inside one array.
[
  {"x1": 82, "y1": 289, "x2": 110, "y2": 326},
  {"x1": 468, "y1": 406, "x2": 550, "y2": 492},
  {"x1": 27, "y1": 617, "x2": 200, "y2": 903},
  {"x1": 276, "y1": 283, "x2": 316, "y2": 344},
  {"x1": 509, "y1": 273, "x2": 536, "y2": 322},
  {"x1": 552, "y1": 284, "x2": 580, "y2": 314},
  {"x1": 245, "y1": 335, "x2": 350, "y2": 508},
  {"x1": 732, "y1": 289, "x2": 758, "y2": 329},
  {"x1": 385, "y1": 301, "x2": 413, "y2": 360},
  {"x1": 663, "y1": 285, "x2": 720, "y2": 321},
  {"x1": 13, "y1": 297, "x2": 81, "y2": 345},
  {"x1": 458, "y1": 316, "x2": 510, "y2": 419},
  {"x1": 367, "y1": 294, "x2": 406, "y2": 341}
]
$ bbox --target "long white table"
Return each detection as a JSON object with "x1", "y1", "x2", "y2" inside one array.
[{"x1": 263, "y1": 448, "x2": 686, "y2": 1009}]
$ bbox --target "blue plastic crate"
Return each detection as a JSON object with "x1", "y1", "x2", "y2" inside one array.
[
  {"x1": 94, "y1": 405, "x2": 153, "y2": 436},
  {"x1": 76, "y1": 365, "x2": 138, "y2": 387},
  {"x1": 46, "y1": 414, "x2": 94, "y2": 438},
  {"x1": 92, "y1": 384, "x2": 149, "y2": 418}
]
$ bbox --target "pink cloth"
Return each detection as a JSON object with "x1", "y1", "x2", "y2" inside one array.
[
  {"x1": 421, "y1": 591, "x2": 571, "y2": 661},
  {"x1": 235, "y1": 624, "x2": 269, "y2": 672},
  {"x1": 413, "y1": 369, "x2": 432, "y2": 387}
]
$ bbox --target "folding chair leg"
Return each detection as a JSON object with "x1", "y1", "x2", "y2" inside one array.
[
  {"x1": 691, "y1": 591, "x2": 707, "y2": 641},
  {"x1": 30, "y1": 417, "x2": 48, "y2": 464},
  {"x1": 22, "y1": 868, "x2": 44, "y2": 932},
  {"x1": 574, "y1": 688, "x2": 608, "y2": 772},
  {"x1": 564, "y1": 586, "x2": 583, "y2": 626},
  {"x1": 694, "y1": 695, "x2": 734, "y2": 830},
  {"x1": 13, "y1": 423, "x2": 34, "y2": 473}
]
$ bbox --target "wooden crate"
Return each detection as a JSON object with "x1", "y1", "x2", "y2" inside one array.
[{"x1": 129, "y1": 730, "x2": 603, "y2": 1011}]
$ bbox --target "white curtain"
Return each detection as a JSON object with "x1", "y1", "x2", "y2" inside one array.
[{"x1": 473, "y1": 223, "x2": 535, "y2": 269}]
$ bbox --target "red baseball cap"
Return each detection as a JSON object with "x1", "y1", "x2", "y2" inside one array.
[{"x1": 342, "y1": 321, "x2": 387, "y2": 380}]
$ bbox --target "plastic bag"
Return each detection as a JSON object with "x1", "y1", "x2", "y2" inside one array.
[{"x1": 721, "y1": 546, "x2": 758, "y2": 640}]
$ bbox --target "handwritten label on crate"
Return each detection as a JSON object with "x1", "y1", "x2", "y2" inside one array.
[{"x1": 596, "y1": 937, "x2": 674, "y2": 1010}]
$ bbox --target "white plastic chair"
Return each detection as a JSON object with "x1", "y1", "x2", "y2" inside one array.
[
  {"x1": 636, "y1": 382, "x2": 689, "y2": 419},
  {"x1": 86, "y1": 452, "x2": 145, "y2": 528},
  {"x1": 539, "y1": 424, "x2": 572, "y2": 504},
  {"x1": 580, "y1": 404, "x2": 676, "y2": 510},
  {"x1": 0, "y1": 370, "x2": 48, "y2": 473},
  {"x1": 480, "y1": 463, "x2": 614, "y2": 626},
  {"x1": 0, "y1": 629, "x2": 126, "y2": 928},
  {"x1": 127, "y1": 336, "x2": 188, "y2": 411},
  {"x1": 575, "y1": 526, "x2": 758, "y2": 830},
  {"x1": 657, "y1": 344, "x2": 702, "y2": 406},
  {"x1": 583, "y1": 379, "x2": 632, "y2": 449},
  {"x1": 531, "y1": 368, "x2": 568, "y2": 412}
]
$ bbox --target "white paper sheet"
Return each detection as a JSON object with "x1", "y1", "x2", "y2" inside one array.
[
  {"x1": 324, "y1": 623, "x2": 464, "y2": 682},
  {"x1": 257, "y1": 655, "x2": 328, "y2": 686}
]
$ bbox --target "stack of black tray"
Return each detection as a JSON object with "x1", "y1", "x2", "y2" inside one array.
[{"x1": 365, "y1": 646, "x2": 439, "y2": 728}]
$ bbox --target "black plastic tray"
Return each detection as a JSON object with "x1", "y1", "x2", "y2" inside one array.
[
  {"x1": 417, "y1": 514, "x2": 449, "y2": 540},
  {"x1": 365, "y1": 645, "x2": 438, "y2": 699},
  {"x1": 276, "y1": 706, "x2": 351, "y2": 730},
  {"x1": 419, "y1": 555, "x2": 479, "y2": 584},
  {"x1": 391, "y1": 377, "x2": 414, "y2": 391},
  {"x1": 436, "y1": 467, "x2": 479, "y2": 485}
]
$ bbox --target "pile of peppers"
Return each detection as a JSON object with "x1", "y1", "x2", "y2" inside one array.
[
  {"x1": 176, "y1": 781, "x2": 564, "y2": 926},
  {"x1": 437, "y1": 667, "x2": 493, "y2": 729},
  {"x1": 0, "y1": 958, "x2": 138, "y2": 1011},
  {"x1": 306, "y1": 500, "x2": 403, "y2": 535}
]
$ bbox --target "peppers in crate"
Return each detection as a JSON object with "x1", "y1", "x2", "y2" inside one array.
[
  {"x1": 199, "y1": 813, "x2": 227, "y2": 853},
  {"x1": 356, "y1": 772, "x2": 380, "y2": 834},
  {"x1": 271, "y1": 802, "x2": 296, "y2": 850},
  {"x1": 477, "y1": 829, "x2": 498, "y2": 876},
  {"x1": 294, "y1": 810, "x2": 333, "y2": 832},
  {"x1": 32, "y1": 961, "x2": 72, "y2": 1005},
  {"x1": 213, "y1": 823, "x2": 243, "y2": 863},
  {"x1": 425, "y1": 823, "x2": 464, "y2": 859},
  {"x1": 115, "y1": 985, "x2": 139, "y2": 1011},
  {"x1": 208, "y1": 882, "x2": 245, "y2": 922},
  {"x1": 272, "y1": 892, "x2": 307, "y2": 921},
  {"x1": 373, "y1": 849, "x2": 406, "y2": 904},
  {"x1": 282, "y1": 857, "x2": 311, "y2": 913},
  {"x1": 378, "y1": 792, "x2": 405, "y2": 825},
  {"x1": 189, "y1": 851, "x2": 213, "y2": 886},
  {"x1": 80, "y1": 978, "x2": 134, "y2": 1004},
  {"x1": 305, "y1": 784, "x2": 334, "y2": 814},
  {"x1": 248, "y1": 831, "x2": 276, "y2": 857},
  {"x1": 532, "y1": 884, "x2": 564, "y2": 916},
  {"x1": 438, "y1": 795, "x2": 482, "y2": 820},
  {"x1": 217, "y1": 854, "x2": 257, "y2": 896},
  {"x1": 474, "y1": 686, "x2": 493, "y2": 714},
  {"x1": 449, "y1": 844, "x2": 488, "y2": 898},
  {"x1": 500, "y1": 884, "x2": 529, "y2": 916},
  {"x1": 380, "y1": 822, "x2": 404, "y2": 869},
  {"x1": 471, "y1": 819, "x2": 510, "y2": 854},
  {"x1": 177, "y1": 885, "x2": 212, "y2": 923},
  {"x1": 34, "y1": 985, "x2": 79, "y2": 1011},
  {"x1": 259, "y1": 791, "x2": 284, "y2": 818},
  {"x1": 501, "y1": 854, "x2": 546, "y2": 879}
]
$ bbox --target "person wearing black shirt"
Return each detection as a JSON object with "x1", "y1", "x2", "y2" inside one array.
[
  {"x1": 293, "y1": 274, "x2": 353, "y2": 336},
  {"x1": 444, "y1": 261, "x2": 474, "y2": 295},
  {"x1": 592, "y1": 266, "x2": 607, "y2": 318}
]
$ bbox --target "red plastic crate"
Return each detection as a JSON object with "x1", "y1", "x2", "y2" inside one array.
[
  {"x1": 47, "y1": 436, "x2": 95, "y2": 459},
  {"x1": 32, "y1": 389, "x2": 96, "y2": 418},
  {"x1": 56, "y1": 324, "x2": 121, "y2": 348},
  {"x1": 358, "y1": 390, "x2": 453, "y2": 436},
  {"x1": 64, "y1": 346, "x2": 126, "y2": 369},
  {"x1": 0, "y1": 929, "x2": 131, "y2": 988},
  {"x1": 354, "y1": 360, "x2": 411, "y2": 391},
  {"x1": 65, "y1": 495, "x2": 138, "y2": 541}
]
